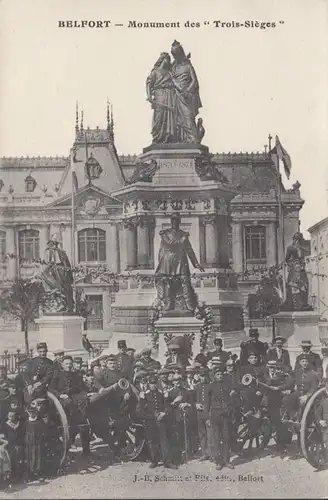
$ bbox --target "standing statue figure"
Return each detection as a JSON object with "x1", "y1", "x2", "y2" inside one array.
[
  {"x1": 40, "y1": 236, "x2": 74, "y2": 314},
  {"x1": 155, "y1": 213, "x2": 204, "y2": 314},
  {"x1": 146, "y1": 52, "x2": 176, "y2": 144},
  {"x1": 170, "y1": 40, "x2": 202, "y2": 143},
  {"x1": 284, "y1": 232, "x2": 312, "y2": 311}
]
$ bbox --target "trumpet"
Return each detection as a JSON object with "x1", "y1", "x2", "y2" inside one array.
[{"x1": 88, "y1": 378, "x2": 130, "y2": 404}]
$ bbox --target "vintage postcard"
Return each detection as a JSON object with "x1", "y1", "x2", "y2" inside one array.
[{"x1": 0, "y1": 0, "x2": 327, "y2": 498}]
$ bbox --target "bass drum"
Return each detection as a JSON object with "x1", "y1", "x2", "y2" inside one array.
[{"x1": 300, "y1": 387, "x2": 327, "y2": 470}]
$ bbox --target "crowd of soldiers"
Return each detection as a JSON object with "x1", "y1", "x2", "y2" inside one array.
[{"x1": 0, "y1": 329, "x2": 328, "y2": 485}]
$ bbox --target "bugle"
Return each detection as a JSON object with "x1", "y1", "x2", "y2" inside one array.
[{"x1": 241, "y1": 373, "x2": 279, "y2": 391}]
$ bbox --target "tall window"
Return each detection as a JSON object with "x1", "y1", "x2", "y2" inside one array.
[
  {"x1": 78, "y1": 228, "x2": 106, "y2": 262},
  {"x1": 86, "y1": 295, "x2": 103, "y2": 330},
  {"x1": 19, "y1": 229, "x2": 40, "y2": 262},
  {"x1": 0, "y1": 231, "x2": 6, "y2": 263},
  {"x1": 245, "y1": 225, "x2": 266, "y2": 261},
  {"x1": 25, "y1": 175, "x2": 36, "y2": 193}
]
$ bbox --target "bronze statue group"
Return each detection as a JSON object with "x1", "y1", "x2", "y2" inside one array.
[{"x1": 0, "y1": 328, "x2": 328, "y2": 486}]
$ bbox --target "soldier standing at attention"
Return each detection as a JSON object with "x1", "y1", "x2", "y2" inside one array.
[
  {"x1": 116, "y1": 340, "x2": 134, "y2": 381},
  {"x1": 194, "y1": 366, "x2": 210, "y2": 461},
  {"x1": 138, "y1": 374, "x2": 176, "y2": 469},
  {"x1": 204, "y1": 364, "x2": 234, "y2": 470},
  {"x1": 206, "y1": 338, "x2": 230, "y2": 364},
  {"x1": 73, "y1": 357, "x2": 83, "y2": 373},
  {"x1": 240, "y1": 328, "x2": 268, "y2": 366}
]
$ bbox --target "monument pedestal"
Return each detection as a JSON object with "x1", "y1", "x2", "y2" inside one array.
[
  {"x1": 154, "y1": 315, "x2": 204, "y2": 365},
  {"x1": 35, "y1": 315, "x2": 87, "y2": 360},
  {"x1": 272, "y1": 311, "x2": 322, "y2": 367}
]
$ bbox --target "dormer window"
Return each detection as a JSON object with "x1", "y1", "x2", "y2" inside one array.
[
  {"x1": 25, "y1": 175, "x2": 36, "y2": 193},
  {"x1": 85, "y1": 153, "x2": 103, "y2": 182}
]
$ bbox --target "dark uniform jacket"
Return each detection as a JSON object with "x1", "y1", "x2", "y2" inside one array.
[
  {"x1": 165, "y1": 385, "x2": 190, "y2": 422},
  {"x1": 240, "y1": 339, "x2": 268, "y2": 366},
  {"x1": 204, "y1": 381, "x2": 232, "y2": 418},
  {"x1": 262, "y1": 370, "x2": 294, "y2": 407},
  {"x1": 206, "y1": 349, "x2": 230, "y2": 363},
  {"x1": 193, "y1": 383, "x2": 210, "y2": 420},
  {"x1": 294, "y1": 368, "x2": 319, "y2": 396},
  {"x1": 94, "y1": 368, "x2": 123, "y2": 390},
  {"x1": 24, "y1": 357, "x2": 54, "y2": 402},
  {"x1": 295, "y1": 352, "x2": 323, "y2": 378},
  {"x1": 267, "y1": 347, "x2": 291, "y2": 368},
  {"x1": 138, "y1": 389, "x2": 167, "y2": 420},
  {"x1": 49, "y1": 370, "x2": 88, "y2": 399},
  {"x1": 115, "y1": 352, "x2": 134, "y2": 380},
  {"x1": 49, "y1": 370, "x2": 89, "y2": 424}
]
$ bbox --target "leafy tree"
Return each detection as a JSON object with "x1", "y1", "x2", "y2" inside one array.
[{"x1": 0, "y1": 278, "x2": 45, "y2": 353}]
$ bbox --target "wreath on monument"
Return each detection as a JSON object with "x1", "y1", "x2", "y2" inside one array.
[
  {"x1": 194, "y1": 300, "x2": 214, "y2": 351},
  {"x1": 148, "y1": 298, "x2": 164, "y2": 350}
]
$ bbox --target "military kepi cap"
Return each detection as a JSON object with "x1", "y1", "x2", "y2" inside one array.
[
  {"x1": 53, "y1": 349, "x2": 65, "y2": 355},
  {"x1": 117, "y1": 340, "x2": 127, "y2": 348},
  {"x1": 73, "y1": 357, "x2": 83, "y2": 363},
  {"x1": 298, "y1": 353, "x2": 310, "y2": 361},
  {"x1": 249, "y1": 328, "x2": 259, "y2": 337},
  {"x1": 37, "y1": 342, "x2": 47, "y2": 350}
]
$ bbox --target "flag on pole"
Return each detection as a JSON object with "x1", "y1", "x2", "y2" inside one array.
[{"x1": 275, "y1": 135, "x2": 292, "y2": 179}]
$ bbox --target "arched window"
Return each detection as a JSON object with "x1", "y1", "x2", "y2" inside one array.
[
  {"x1": 0, "y1": 231, "x2": 6, "y2": 263},
  {"x1": 25, "y1": 175, "x2": 36, "y2": 193},
  {"x1": 19, "y1": 229, "x2": 40, "y2": 262},
  {"x1": 245, "y1": 225, "x2": 266, "y2": 262},
  {"x1": 78, "y1": 228, "x2": 106, "y2": 263}
]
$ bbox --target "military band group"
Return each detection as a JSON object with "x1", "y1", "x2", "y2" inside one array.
[{"x1": 0, "y1": 328, "x2": 328, "y2": 485}]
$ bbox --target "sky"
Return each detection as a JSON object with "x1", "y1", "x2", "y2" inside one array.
[{"x1": 0, "y1": 0, "x2": 327, "y2": 236}]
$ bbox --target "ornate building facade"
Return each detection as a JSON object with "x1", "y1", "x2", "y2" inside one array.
[{"x1": 0, "y1": 111, "x2": 304, "y2": 345}]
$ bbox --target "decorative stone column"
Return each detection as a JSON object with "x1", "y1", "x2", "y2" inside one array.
[
  {"x1": 202, "y1": 215, "x2": 219, "y2": 267},
  {"x1": 123, "y1": 219, "x2": 137, "y2": 270},
  {"x1": 107, "y1": 222, "x2": 119, "y2": 273},
  {"x1": 6, "y1": 227, "x2": 17, "y2": 280},
  {"x1": 231, "y1": 221, "x2": 243, "y2": 273},
  {"x1": 266, "y1": 221, "x2": 277, "y2": 267},
  {"x1": 39, "y1": 225, "x2": 49, "y2": 261},
  {"x1": 217, "y1": 214, "x2": 230, "y2": 268},
  {"x1": 137, "y1": 216, "x2": 155, "y2": 269}
]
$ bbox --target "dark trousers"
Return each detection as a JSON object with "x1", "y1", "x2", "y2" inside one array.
[
  {"x1": 210, "y1": 412, "x2": 230, "y2": 465},
  {"x1": 198, "y1": 419, "x2": 208, "y2": 456},
  {"x1": 144, "y1": 419, "x2": 170, "y2": 464}
]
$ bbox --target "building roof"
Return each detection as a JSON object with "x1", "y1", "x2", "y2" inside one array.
[{"x1": 308, "y1": 216, "x2": 328, "y2": 234}]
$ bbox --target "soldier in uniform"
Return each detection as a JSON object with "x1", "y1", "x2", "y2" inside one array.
[
  {"x1": 295, "y1": 340, "x2": 323, "y2": 379},
  {"x1": 239, "y1": 352, "x2": 266, "y2": 417},
  {"x1": 49, "y1": 355, "x2": 90, "y2": 457},
  {"x1": 94, "y1": 354, "x2": 123, "y2": 389},
  {"x1": 164, "y1": 372, "x2": 191, "y2": 465},
  {"x1": 206, "y1": 338, "x2": 230, "y2": 364},
  {"x1": 138, "y1": 374, "x2": 176, "y2": 469},
  {"x1": 24, "y1": 342, "x2": 54, "y2": 404},
  {"x1": 116, "y1": 340, "x2": 134, "y2": 381},
  {"x1": 284, "y1": 353, "x2": 320, "y2": 420},
  {"x1": 73, "y1": 357, "x2": 83, "y2": 372},
  {"x1": 138, "y1": 348, "x2": 161, "y2": 373},
  {"x1": 194, "y1": 366, "x2": 210, "y2": 460},
  {"x1": 0, "y1": 365, "x2": 23, "y2": 432},
  {"x1": 53, "y1": 349, "x2": 65, "y2": 373},
  {"x1": 204, "y1": 365, "x2": 234, "y2": 470},
  {"x1": 240, "y1": 328, "x2": 268, "y2": 366},
  {"x1": 261, "y1": 360, "x2": 294, "y2": 453},
  {"x1": 267, "y1": 337, "x2": 291, "y2": 370}
]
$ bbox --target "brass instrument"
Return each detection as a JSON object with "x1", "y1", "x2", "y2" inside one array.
[
  {"x1": 88, "y1": 378, "x2": 130, "y2": 404},
  {"x1": 241, "y1": 373, "x2": 278, "y2": 391}
]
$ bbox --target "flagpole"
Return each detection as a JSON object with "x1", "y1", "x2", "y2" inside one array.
[{"x1": 71, "y1": 151, "x2": 76, "y2": 269}]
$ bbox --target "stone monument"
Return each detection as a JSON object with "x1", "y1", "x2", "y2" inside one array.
[
  {"x1": 35, "y1": 235, "x2": 86, "y2": 359},
  {"x1": 273, "y1": 232, "x2": 321, "y2": 366},
  {"x1": 110, "y1": 41, "x2": 246, "y2": 360}
]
